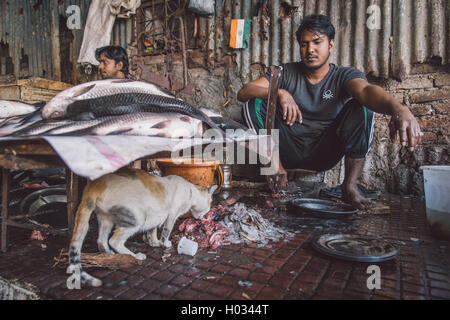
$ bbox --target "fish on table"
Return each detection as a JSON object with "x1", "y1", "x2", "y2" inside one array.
[
  {"x1": 41, "y1": 79, "x2": 224, "y2": 136},
  {"x1": 41, "y1": 79, "x2": 176, "y2": 119},
  {"x1": 0, "y1": 100, "x2": 43, "y2": 118},
  {"x1": 51, "y1": 112, "x2": 203, "y2": 138}
]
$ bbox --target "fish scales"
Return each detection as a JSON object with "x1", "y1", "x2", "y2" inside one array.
[
  {"x1": 59, "y1": 112, "x2": 202, "y2": 138},
  {"x1": 65, "y1": 93, "x2": 224, "y2": 136},
  {"x1": 41, "y1": 79, "x2": 175, "y2": 119},
  {"x1": 10, "y1": 119, "x2": 73, "y2": 136}
]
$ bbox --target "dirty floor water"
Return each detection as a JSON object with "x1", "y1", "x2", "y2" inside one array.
[{"x1": 0, "y1": 189, "x2": 449, "y2": 301}]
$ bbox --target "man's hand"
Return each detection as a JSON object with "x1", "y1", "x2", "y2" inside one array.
[
  {"x1": 278, "y1": 89, "x2": 302, "y2": 126},
  {"x1": 389, "y1": 107, "x2": 423, "y2": 152}
]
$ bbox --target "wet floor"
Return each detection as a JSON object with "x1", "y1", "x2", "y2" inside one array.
[{"x1": 0, "y1": 188, "x2": 449, "y2": 300}]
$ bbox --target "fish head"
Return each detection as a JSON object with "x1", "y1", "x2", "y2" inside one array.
[
  {"x1": 190, "y1": 185, "x2": 218, "y2": 219},
  {"x1": 41, "y1": 83, "x2": 97, "y2": 119},
  {"x1": 41, "y1": 97, "x2": 71, "y2": 119}
]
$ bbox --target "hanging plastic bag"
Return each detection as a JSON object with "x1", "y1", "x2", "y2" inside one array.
[{"x1": 187, "y1": 0, "x2": 215, "y2": 16}]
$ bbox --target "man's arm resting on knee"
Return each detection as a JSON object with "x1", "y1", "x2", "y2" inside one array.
[
  {"x1": 346, "y1": 78, "x2": 422, "y2": 151},
  {"x1": 238, "y1": 77, "x2": 303, "y2": 125},
  {"x1": 237, "y1": 77, "x2": 271, "y2": 102}
]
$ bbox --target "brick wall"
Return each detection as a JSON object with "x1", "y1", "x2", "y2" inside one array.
[{"x1": 326, "y1": 65, "x2": 450, "y2": 196}]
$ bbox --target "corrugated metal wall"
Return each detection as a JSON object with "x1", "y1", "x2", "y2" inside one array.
[
  {"x1": 0, "y1": 0, "x2": 130, "y2": 81},
  {"x1": 201, "y1": 0, "x2": 449, "y2": 81},
  {"x1": 0, "y1": 0, "x2": 448, "y2": 82}
]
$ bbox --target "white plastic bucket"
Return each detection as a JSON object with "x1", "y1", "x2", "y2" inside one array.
[
  {"x1": 177, "y1": 237, "x2": 198, "y2": 256},
  {"x1": 421, "y1": 166, "x2": 450, "y2": 238}
]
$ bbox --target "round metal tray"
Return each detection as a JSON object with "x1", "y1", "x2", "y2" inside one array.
[
  {"x1": 312, "y1": 234, "x2": 398, "y2": 262},
  {"x1": 288, "y1": 198, "x2": 357, "y2": 219}
]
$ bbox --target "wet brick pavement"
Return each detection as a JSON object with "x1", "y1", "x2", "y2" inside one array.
[{"x1": 0, "y1": 193, "x2": 449, "y2": 300}]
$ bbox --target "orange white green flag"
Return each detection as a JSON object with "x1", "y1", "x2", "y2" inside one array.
[{"x1": 230, "y1": 19, "x2": 252, "y2": 49}]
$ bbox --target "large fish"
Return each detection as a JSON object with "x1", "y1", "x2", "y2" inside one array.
[
  {"x1": 63, "y1": 93, "x2": 224, "y2": 135},
  {"x1": 0, "y1": 100, "x2": 43, "y2": 118},
  {"x1": 53, "y1": 112, "x2": 203, "y2": 138},
  {"x1": 9, "y1": 119, "x2": 74, "y2": 136},
  {"x1": 41, "y1": 79, "x2": 175, "y2": 119},
  {"x1": 0, "y1": 111, "x2": 43, "y2": 136}
]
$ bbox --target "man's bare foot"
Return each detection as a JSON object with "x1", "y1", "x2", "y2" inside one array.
[
  {"x1": 267, "y1": 173, "x2": 288, "y2": 193},
  {"x1": 341, "y1": 183, "x2": 371, "y2": 210}
]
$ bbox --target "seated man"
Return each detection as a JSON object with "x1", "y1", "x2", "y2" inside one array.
[{"x1": 237, "y1": 14, "x2": 422, "y2": 210}]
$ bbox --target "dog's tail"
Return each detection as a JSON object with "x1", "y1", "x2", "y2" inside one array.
[{"x1": 67, "y1": 179, "x2": 106, "y2": 287}]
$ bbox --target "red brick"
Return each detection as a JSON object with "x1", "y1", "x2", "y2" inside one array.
[
  {"x1": 136, "y1": 266, "x2": 159, "y2": 278},
  {"x1": 117, "y1": 288, "x2": 147, "y2": 300},
  {"x1": 268, "y1": 272, "x2": 295, "y2": 288},
  {"x1": 173, "y1": 288, "x2": 201, "y2": 300},
  {"x1": 410, "y1": 104, "x2": 433, "y2": 116},
  {"x1": 388, "y1": 76, "x2": 433, "y2": 90},
  {"x1": 410, "y1": 88, "x2": 450, "y2": 103},
  {"x1": 249, "y1": 272, "x2": 272, "y2": 283},
  {"x1": 170, "y1": 275, "x2": 192, "y2": 287},
  {"x1": 64, "y1": 288, "x2": 96, "y2": 300},
  {"x1": 102, "y1": 270, "x2": 129, "y2": 284},
  {"x1": 211, "y1": 264, "x2": 233, "y2": 274},
  {"x1": 434, "y1": 73, "x2": 450, "y2": 87},
  {"x1": 263, "y1": 258, "x2": 285, "y2": 269},
  {"x1": 98, "y1": 284, "x2": 130, "y2": 297},
  {"x1": 157, "y1": 284, "x2": 181, "y2": 297},
  {"x1": 168, "y1": 264, "x2": 186, "y2": 273},
  {"x1": 197, "y1": 292, "x2": 223, "y2": 300},
  {"x1": 229, "y1": 268, "x2": 251, "y2": 278},
  {"x1": 139, "y1": 279, "x2": 160, "y2": 292},
  {"x1": 190, "y1": 279, "x2": 213, "y2": 291},
  {"x1": 255, "y1": 286, "x2": 285, "y2": 300},
  {"x1": 207, "y1": 283, "x2": 234, "y2": 298},
  {"x1": 125, "y1": 274, "x2": 146, "y2": 287},
  {"x1": 418, "y1": 116, "x2": 450, "y2": 129},
  {"x1": 434, "y1": 102, "x2": 450, "y2": 114},
  {"x1": 422, "y1": 132, "x2": 438, "y2": 143},
  {"x1": 153, "y1": 271, "x2": 176, "y2": 282},
  {"x1": 219, "y1": 275, "x2": 240, "y2": 287}
]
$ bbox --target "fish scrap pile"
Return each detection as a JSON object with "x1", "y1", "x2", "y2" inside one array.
[
  {"x1": 0, "y1": 79, "x2": 248, "y2": 138},
  {"x1": 176, "y1": 203, "x2": 295, "y2": 250},
  {"x1": 222, "y1": 203, "x2": 295, "y2": 247},
  {"x1": 178, "y1": 205, "x2": 230, "y2": 249}
]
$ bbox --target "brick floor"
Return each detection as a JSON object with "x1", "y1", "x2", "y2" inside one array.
[{"x1": 0, "y1": 194, "x2": 449, "y2": 300}]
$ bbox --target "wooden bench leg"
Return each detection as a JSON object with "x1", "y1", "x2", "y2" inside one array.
[
  {"x1": 66, "y1": 168, "x2": 79, "y2": 236},
  {"x1": 1, "y1": 168, "x2": 10, "y2": 252}
]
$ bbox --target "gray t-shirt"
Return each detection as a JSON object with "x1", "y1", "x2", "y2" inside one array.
[{"x1": 265, "y1": 62, "x2": 367, "y2": 125}]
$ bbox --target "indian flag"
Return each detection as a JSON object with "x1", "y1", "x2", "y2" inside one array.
[{"x1": 230, "y1": 19, "x2": 251, "y2": 49}]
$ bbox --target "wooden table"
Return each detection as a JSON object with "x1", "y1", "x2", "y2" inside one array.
[{"x1": 0, "y1": 138, "x2": 79, "y2": 252}]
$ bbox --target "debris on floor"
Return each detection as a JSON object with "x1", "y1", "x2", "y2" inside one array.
[
  {"x1": 52, "y1": 249, "x2": 143, "y2": 270},
  {"x1": 175, "y1": 202, "x2": 295, "y2": 250},
  {"x1": 222, "y1": 203, "x2": 295, "y2": 247}
]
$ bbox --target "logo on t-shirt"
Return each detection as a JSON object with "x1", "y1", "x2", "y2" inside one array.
[{"x1": 323, "y1": 90, "x2": 334, "y2": 100}]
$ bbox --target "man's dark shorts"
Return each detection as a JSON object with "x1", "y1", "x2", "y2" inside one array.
[{"x1": 242, "y1": 98, "x2": 375, "y2": 171}]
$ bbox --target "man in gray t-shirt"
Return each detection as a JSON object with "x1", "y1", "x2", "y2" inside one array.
[{"x1": 237, "y1": 14, "x2": 422, "y2": 210}]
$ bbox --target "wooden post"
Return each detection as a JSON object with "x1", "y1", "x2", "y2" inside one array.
[
  {"x1": 66, "y1": 168, "x2": 79, "y2": 235},
  {"x1": 1, "y1": 168, "x2": 10, "y2": 252}
]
